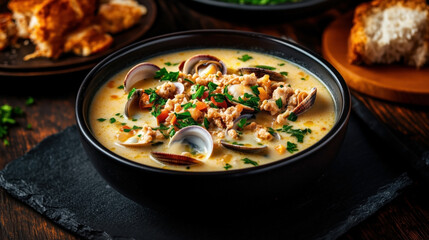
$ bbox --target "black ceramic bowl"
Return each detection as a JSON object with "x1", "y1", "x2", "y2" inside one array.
[{"x1": 76, "y1": 30, "x2": 350, "y2": 212}]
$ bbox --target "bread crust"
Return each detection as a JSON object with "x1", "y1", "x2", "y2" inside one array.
[{"x1": 348, "y1": 0, "x2": 429, "y2": 67}]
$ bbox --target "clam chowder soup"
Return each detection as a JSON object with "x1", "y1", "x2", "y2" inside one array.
[{"x1": 90, "y1": 49, "x2": 335, "y2": 171}]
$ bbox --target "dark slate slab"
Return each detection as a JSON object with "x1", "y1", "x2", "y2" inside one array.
[{"x1": 0, "y1": 102, "x2": 413, "y2": 240}]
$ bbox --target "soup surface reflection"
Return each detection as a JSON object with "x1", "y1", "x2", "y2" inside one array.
[{"x1": 90, "y1": 49, "x2": 335, "y2": 171}]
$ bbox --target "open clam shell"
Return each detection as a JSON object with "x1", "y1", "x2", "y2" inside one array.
[
  {"x1": 238, "y1": 67, "x2": 286, "y2": 81},
  {"x1": 124, "y1": 89, "x2": 142, "y2": 118},
  {"x1": 292, "y1": 87, "x2": 317, "y2": 116},
  {"x1": 150, "y1": 152, "x2": 202, "y2": 166},
  {"x1": 123, "y1": 63, "x2": 160, "y2": 92},
  {"x1": 169, "y1": 126, "x2": 214, "y2": 160},
  {"x1": 220, "y1": 140, "x2": 267, "y2": 153},
  {"x1": 150, "y1": 126, "x2": 214, "y2": 166},
  {"x1": 181, "y1": 54, "x2": 227, "y2": 76}
]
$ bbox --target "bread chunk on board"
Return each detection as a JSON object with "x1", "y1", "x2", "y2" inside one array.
[{"x1": 348, "y1": 0, "x2": 429, "y2": 68}]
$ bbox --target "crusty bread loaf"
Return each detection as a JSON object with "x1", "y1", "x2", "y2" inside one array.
[{"x1": 348, "y1": 0, "x2": 429, "y2": 68}]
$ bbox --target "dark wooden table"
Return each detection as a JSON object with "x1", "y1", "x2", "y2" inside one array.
[{"x1": 1, "y1": 0, "x2": 429, "y2": 239}]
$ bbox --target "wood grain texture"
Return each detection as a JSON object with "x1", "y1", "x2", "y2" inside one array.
[{"x1": 1, "y1": 0, "x2": 429, "y2": 239}]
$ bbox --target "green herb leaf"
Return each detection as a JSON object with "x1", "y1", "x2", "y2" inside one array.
[
  {"x1": 280, "y1": 71, "x2": 288, "y2": 76},
  {"x1": 192, "y1": 85, "x2": 205, "y2": 99},
  {"x1": 164, "y1": 62, "x2": 179, "y2": 66},
  {"x1": 238, "y1": 54, "x2": 253, "y2": 62},
  {"x1": 109, "y1": 118, "x2": 116, "y2": 123},
  {"x1": 287, "y1": 112, "x2": 298, "y2": 122},
  {"x1": 251, "y1": 85, "x2": 260, "y2": 96},
  {"x1": 275, "y1": 98, "x2": 283, "y2": 109},
  {"x1": 224, "y1": 163, "x2": 232, "y2": 170},
  {"x1": 255, "y1": 65, "x2": 276, "y2": 70},
  {"x1": 97, "y1": 118, "x2": 106, "y2": 122},
  {"x1": 237, "y1": 118, "x2": 247, "y2": 129},
  {"x1": 286, "y1": 141, "x2": 299, "y2": 153},
  {"x1": 278, "y1": 63, "x2": 285, "y2": 66},
  {"x1": 241, "y1": 157, "x2": 258, "y2": 166},
  {"x1": 25, "y1": 97, "x2": 34, "y2": 106},
  {"x1": 117, "y1": 85, "x2": 124, "y2": 89},
  {"x1": 203, "y1": 117, "x2": 210, "y2": 129},
  {"x1": 127, "y1": 88, "x2": 136, "y2": 100},
  {"x1": 184, "y1": 78, "x2": 194, "y2": 84},
  {"x1": 155, "y1": 67, "x2": 179, "y2": 82}
]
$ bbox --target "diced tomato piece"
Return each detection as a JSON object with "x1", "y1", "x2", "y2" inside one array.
[
  {"x1": 156, "y1": 109, "x2": 169, "y2": 123},
  {"x1": 195, "y1": 101, "x2": 208, "y2": 111},
  {"x1": 210, "y1": 96, "x2": 227, "y2": 108}
]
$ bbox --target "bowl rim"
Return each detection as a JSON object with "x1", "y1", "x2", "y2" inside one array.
[
  {"x1": 190, "y1": 0, "x2": 330, "y2": 11},
  {"x1": 76, "y1": 29, "x2": 351, "y2": 177}
]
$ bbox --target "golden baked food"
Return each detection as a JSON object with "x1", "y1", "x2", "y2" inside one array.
[
  {"x1": 2, "y1": 0, "x2": 147, "y2": 60},
  {"x1": 97, "y1": 0, "x2": 147, "y2": 34},
  {"x1": 0, "y1": 13, "x2": 17, "y2": 50},
  {"x1": 348, "y1": 0, "x2": 429, "y2": 68}
]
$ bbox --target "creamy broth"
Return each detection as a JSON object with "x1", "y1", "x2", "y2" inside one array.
[{"x1": 90, "y1": 49, "x2": 335, "y2": 171}]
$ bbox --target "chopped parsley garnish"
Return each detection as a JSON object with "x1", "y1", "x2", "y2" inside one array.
[
  {"x1": 237, "y1": 118, "x2": 249, "y2": 129},
  {"x1": 267, "y1": 127, "x2": 276, "y2": 137},
  {"x1": 97, "y1": 118, "x2": 106, "y2": 122},
  {"x1": 241, "y1": 157, "x2": 258, "y2": 166},
  {"x1": 164, "y1": 62, "x2": 179, "y2": 66},
  {"x1": 301, "y1": 77, "x2": 306, "y2": 81},
  {"x1": 276, "y1": 125, "x2": 311, "y2": 143},
  {"x1": 231, "y1": 141, "x2": 244, "y2": 146},
  {"x1": 132, "y1": 118, "x2": 138, "y2": 121},
  {"x1": 174, "y1": 112, "x2": 199, "y2": 129},
  {"x1": 181, "y1": 102, "x2": 196, "y2": 110},
  {"x1": 251, "y1": 85, "x2": 260, "y2": 96},
  {"x1": 255, "y1": 65, "x2": 276, "y2": 70},
  {"x1": 280, "y1": 71, "x2": 288, "y2": 76},
  {"x1": 192, "y1": 85, "x2": 205, "y2": 99},
  {"x1": 175, "y1": 111, "x2": 192, "y2": 119},
  {"x1": 287, "y1": 112, "x2": 298, "y2": 122},
  {"x1": 117, "y1": 85, "x2": 124, "y2": 89},
  {"x1": 275, "y1": 98, "x2": 283, "y2": 109},
  {"x1": 238, "y1": 54, "x2": 253, "y2": 62},
  {"x1": 109, "y1": 118, "x2": 116, "y2": 123},
  {"x1": 123, "y1": 128, "x2": 131, "y2": 132},
  {"x1": 127, "y1": 88, "x2": 136, "y2": 100},
  {"x1": 169, "y1": 127, "x2": 176, "y2": 137},
  {"x1": 132, "y1": 125, "x2": 142, "y2": 130},
  {"x1": 25, "y1": 97, "x2": 34, "y2": 106},
  {"x1": 232, "y1": 93, "x2": 260, "y2": 111},
  {"x1": 224, "y1": 163, "x2": 232, "y2": 170},
  {"x1": 144, "y1": 88, "x2": 168, "y2": 118},
  {"x1": 184, "y1": 78, "x2": 194, "y2": 84},
  {"x1": 115, "y1": 113, "x2": 120, "y2": 116},
  {"x1": 203, "y1": 117, "x2": 210, "y2": 129},
  {"x1": 207, "y1": 82, "x2": 218, "y2": 92},
  {"x1": 287, "y1": 141, "x2": 299, "y2": 153},
  {"x1": 154, "y1": 67, "x2": 179, "y2": 82},
  {"x1": 278, "y1": 63, "x2": 285, "y2": 66}
]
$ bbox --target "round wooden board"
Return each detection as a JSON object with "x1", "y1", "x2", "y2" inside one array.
[{"x1": 322, "y1": 12, "x2": 429, "y2": 106}]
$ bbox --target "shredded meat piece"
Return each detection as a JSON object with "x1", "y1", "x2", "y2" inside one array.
[
  {"x1": 260, "y1": 99, "x2": 281, "y2": 115},
  {"x1": 139, "y1": 124, "x2": 155, "y2": 144},
  {"x1": 227, "y1": 129, "x2": 239, "y2": 139},
  {"x1": 272, "y1": 86, "x2": 294, "y2": 107},
  {"x1": 243, "y1": 122, "x2": 257, "y2": 130},
  {"x1": 276, "y1": 110, "x2": 292, "y2": 125},
  {"x1": 221, "y1": 106, "x2": 243, "y2": 129},
  {"x1": 240, "y1": 73, "x2": 257, "y2": 86},
  {"x1": 207, "y1": 108, "x2": 224, "y2": 129},
  {"x1": 164, "y1": 94, "x2": 186, "y2": 112},
  {"x1": 157, "y1": 82, "x2": 177, "y2": 99},
  {"x1": 255, "y1": 125, "x2": 273, "y2": 141}
]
